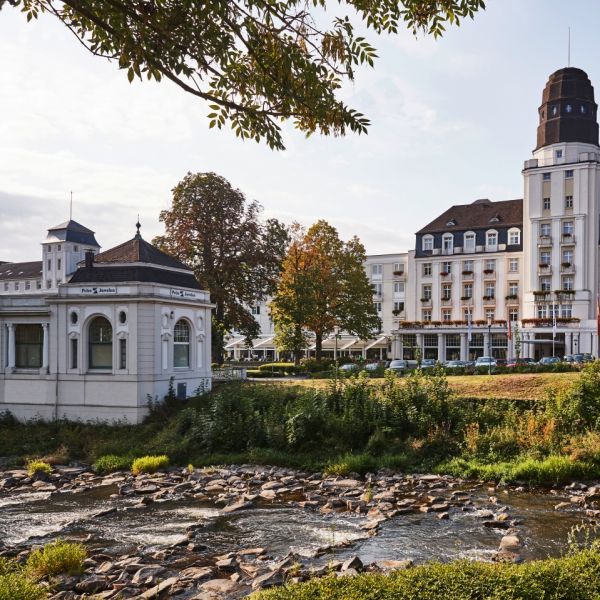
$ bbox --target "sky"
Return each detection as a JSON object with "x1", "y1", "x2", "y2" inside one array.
[{"x1": 1, "y1": 0, "x2": 599, "y2": 262}]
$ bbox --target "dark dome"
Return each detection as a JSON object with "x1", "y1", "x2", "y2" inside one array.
[{"x1": 536, "y1": 67, "x2": 598, "y2": 149}]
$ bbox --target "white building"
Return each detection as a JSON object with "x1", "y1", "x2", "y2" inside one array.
[
  {"x1": 227, "y1": 67, "x2": 600, "y2": 362},
  {"x1": 0, "y1": 221, "x2": 213, "y2": 423}
]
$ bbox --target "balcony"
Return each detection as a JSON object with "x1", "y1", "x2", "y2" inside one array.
[
  {"x1": 538, "y1": 235, "x2": 552, "y2": 246},
  {"x1": 441, "y1": 297, "x2": 452, "y2": 305},
  {"x1": 533, "y1": 290, "x2": 552, "y2": 302},
  {"x1": 440, "y1": 270, "x2": 452, "y2": 279},
  {"x1": 372, "y1": 293, "x2": 383, "y2": 301},
  {"x1": 561, "y1": 234, "x2": 575, "y2": 244},
  {"x1": 420, "y1": 298, "x2": 432, "y2": 307},
  {"x1": 505, "y1": 294, "x2": 519, "y2": 303},
  {"x1": 560, "y1": 263, "x2": 575, "y2": 274},
  {"x1": 483, "y1": 269, "x2": 496, "y2": 278},
  {"x1": 522, "y1": 317, "x2": 581, "y2": 329},
  {"x1": 461, "y1": 270, "x2": 474, "y2": 279},
  {"x1": 538, "y1": 263, "x2": 552, "y2": 275},
  {"x1": 392, "y1": 270, "x2": 406, "y2": 278},
  {"x1": 482, "y1": 295, "x2": 496, "y2": 305},
  {"x1": 460, "y1": 296, "x2": 473, "y2": 303},
  {"x1": 554, "y1": 290, "x2": 576, "y2": 301}
]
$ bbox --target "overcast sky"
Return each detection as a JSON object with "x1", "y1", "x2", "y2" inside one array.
[{"x1": 1, "y1": 0, "x2": 599, "y2": 263}]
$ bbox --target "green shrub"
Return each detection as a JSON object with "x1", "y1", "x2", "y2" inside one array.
[
  {"x1": 325, "y1": 453, "x2": 378, "y2": 476},
  {"x1": 26, "y1": 460, "x2": 51, "y2": 478},
  {"x1": 247, "y1": 369, "x2": 284, "y2": 378},
  {"x1": 26, "y1": 540, "x2": 86, "y2": 578},
  {"x1": 93, "y1": 454, "x2": 132, "y2": 474},
  {"x1": 0, "y1": 571, "x2": 45, "y2": 600},
  {"x1": 254, "y1": 549, "x2": 600, "y2": 600},
  {"x1": 301, "y1": 358, "x2": 334, "y2": 373},
  {"x1": 257, "y1": 363, "x2": 301, "y2": 375},
  {"x1": 131, "y1": 455, "x2": 169, "y2": 475}
]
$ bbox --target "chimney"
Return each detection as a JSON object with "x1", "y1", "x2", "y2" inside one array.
[{"x1": 84, "y1": 249, "x2": 95, "y2": 269}]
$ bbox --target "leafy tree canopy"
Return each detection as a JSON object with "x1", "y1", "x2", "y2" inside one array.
[
  {"x1": 154, "y1": 171, "x2": 289, "y2": 362},
  {"x1": 3, "y1": 0, "x2": 485, "y2": 149}
]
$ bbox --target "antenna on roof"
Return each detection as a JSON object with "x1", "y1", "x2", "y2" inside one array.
[
  {"x1": 69, "y1": 191, "x2": 73, "y2": 221},
  {"x1": 568, "y1": 26, "x2": 571, "y2": 67}
]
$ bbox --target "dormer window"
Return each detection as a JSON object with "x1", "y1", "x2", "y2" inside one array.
[
  {"x1": 508, "y1": 228, "x2": 521, "y2": 245},
  {"x1": 489, "y1": 214, "x2": 501, "y2": 223},
  {"x1": 422, "y1": 236, "x2": 433, "y2": 252},
  {"x1": 442, "y1": 234, "x2": 453, "y2": 253},
  {"x1": 486, "y1": 230, "x2": 498, "y2": 248},
  {"x1": 446, "y1": 219, "x2": 456, "y2": 227},
  {"x1": 463, "y1": 232, "x2": 476, "y2": 251}
]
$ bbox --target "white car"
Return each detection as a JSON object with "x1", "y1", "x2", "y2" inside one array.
[
  {"x1": 387, "y1": 360, "x2": 408, "y2": 373},
  {"x1": 475, "y1": 356, "x2": 497, "y2": 368}
]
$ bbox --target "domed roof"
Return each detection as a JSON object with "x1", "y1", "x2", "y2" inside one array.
[{"x1": 536, "y1": 67, "x2": 598, "y2": 149}]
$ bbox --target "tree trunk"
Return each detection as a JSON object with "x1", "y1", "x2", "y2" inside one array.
[
  {"x1": 315, "y1": 333, "x2": 322, "y2": 360},
  {"x1": 212, "y1": 302, "x2": 225, "y2": 365},
  {"x1": 294, "y1": 325, "x2": 302, "y2": 366}
]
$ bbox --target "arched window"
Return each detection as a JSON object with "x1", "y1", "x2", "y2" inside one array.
[
  {"x1": 508, "y1": 228, "x2": 521, "y2": 245},
  {"x1": 174, "y1": 320, "x2": 190, "y2": 368},
  {"x1": 89, "y1": 316, "x2": 112, "y2": 369},
  {"x1": 15, "y1": 324, "x2": 43, "y2": 368},
  {"x1": 442, "y1": 233, "x2": 453, "y2": 253},
  {"x1": 486, "y1": 229, "x2": 498, "y2": 248}
]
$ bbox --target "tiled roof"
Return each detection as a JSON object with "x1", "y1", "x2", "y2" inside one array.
[
  {"x1": 92, "y1": 237, "x2": 190, "y2": 271},
  {"x1": 0, "y1": 261, "x2": 43, "y2": 281},
  {"x1": 45, "y1": 220, "x2": 100, "y2": 246},
  {"x1": 417, "y1": 199, "x2": 523, "y2": 234}
]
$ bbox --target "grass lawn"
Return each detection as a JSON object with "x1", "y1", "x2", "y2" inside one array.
[{"x1": 271, "y1": 372, "x2": 579, "y2": 400}]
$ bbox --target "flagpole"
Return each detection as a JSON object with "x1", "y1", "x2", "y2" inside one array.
[{"x1": 552, "y1": 307, "x2": 556, "y2": 358}]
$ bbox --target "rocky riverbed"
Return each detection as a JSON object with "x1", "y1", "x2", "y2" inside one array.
[{"x1": 1, "y1": 465, "x2": 599, "y2": 599}]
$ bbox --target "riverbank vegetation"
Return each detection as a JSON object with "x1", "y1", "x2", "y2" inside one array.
[
  {"x1": 2, "y1": 365, "x2": 600, "y2": 486},
  {"x1": 253, "y1": 547, "x2": 600, "y2": 600}
]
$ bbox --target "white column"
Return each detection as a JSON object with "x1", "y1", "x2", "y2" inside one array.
[
  {"x1": 416, "y1": 333, "x2": 423, "y2": 358},
  {"x1": 7, "y1": 323, "x2": 15, "y2": 370},
  {"x1": 197, "y1": 334, "x2": 204, "y2": 370},
  {"x1": 162, "y1": 336, "x2": 169, "y2": 370},
  {"x1": 483, "y1": 331, "x2": 491, "y2": 357},
  {"x1": 437, "y1": 333, "x2": 445, "y2": 363},
  {"x1": 460, "y1": 333, "x2": 468, "y2": 361},
  {"x1": 565, "y1": 331, "x2": 572, "y2": 356},
  {"x1": 42, "y1": 323, "x2": 49, "y2": 372}
]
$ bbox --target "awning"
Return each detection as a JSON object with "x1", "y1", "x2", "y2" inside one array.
[
  {"x1": 225, "y1": 337, "x2": 246, "y2": 349},
  {"x1": 340, "y1": 337, "x2": 360, "y2": 350},
  {"x1": 253, "y1": 336, "x2": 275, "y2": 348},
  {"x1": 364, "y1": 335, "x2": 388, "y2": 350}
]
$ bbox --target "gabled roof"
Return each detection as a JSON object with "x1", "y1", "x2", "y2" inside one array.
[
  {"x1": 45, "y1": 220, "x2": 100, "y2": 246},
  {"x1": 92, "y1": 237, "x2": 190, "y2": 271},
  {"x1": 417, "y1": 199, "x2": 523, "y2": 235},
  {"x1": 0, "y1": 261, "x2": 43, "y2": 281}
]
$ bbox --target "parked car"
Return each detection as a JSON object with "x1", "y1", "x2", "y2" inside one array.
[
  {"x1": 495, "y1": 358, "x2": 507, "y2": 367},
  {"x1": 444, "y1": 360, "x2": 466, "y2": 369},
  {"x1": 506, "y1": 358, "x2": 536, "y2": 368},
  {"x1": 387, "y1": 359, "x2": 408, "y2": 373},
  {"x1": 364, "y1": 362, "x2": 384, "y2": 372},
  {"x1": 475, "y1": 356, "x2": 497, "y2": 368},
  {"x1": 538, "y1": 356, "x2": 560, "y2": 365},
  {"x1": 420, "y1": 358, "x2": 437, "y2": 369},
  {"x1": 338, "y1": 363, "x2": 359, "y2": 373}
]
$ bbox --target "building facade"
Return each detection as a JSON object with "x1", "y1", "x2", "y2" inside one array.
[
  {"x1": 226, "y1": 67, "x2": 600, "y2": 362},
  {"x1": 0, "y1": 221, "x2": 213, "y2": 423}
]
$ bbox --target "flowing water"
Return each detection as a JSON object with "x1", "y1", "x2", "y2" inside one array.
[{"x1": 0, "y1": 481, "x2": 591, "y2": 565}]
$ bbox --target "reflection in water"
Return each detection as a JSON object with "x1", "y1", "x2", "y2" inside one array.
[{"x1": 0, "y1": 482, "x2": 590, "y2": 565}]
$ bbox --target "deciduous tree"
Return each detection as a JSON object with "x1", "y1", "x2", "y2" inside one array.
[
  {"x1": 3, "y1": 0, "x2": 485, "y2": 150},
  {"x1": 154, "y1": 172, "x2": 289, "y2": 362},
  {"x1": 271, "y1": 220, "x2": 380, "y2": 359}
]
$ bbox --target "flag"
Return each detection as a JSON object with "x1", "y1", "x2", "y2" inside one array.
[
  {"x1": 467, "y1": 309, "x2": 472, "y2": 343},
  {"x1": 507, "y1": 316, "x2": 512, "y2": 341},
  {"x1": 552, "y1": 309, "x2": 557, "y2": 339}
]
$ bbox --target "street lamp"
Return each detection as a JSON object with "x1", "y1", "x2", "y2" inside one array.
[{"x1": 487, "y1": 317, "x2": 492, "y2": 376}]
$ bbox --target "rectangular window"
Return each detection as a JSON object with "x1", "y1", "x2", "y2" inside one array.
[
  {"x1": 422, "y1": 263, "x2": 432, "y2": 276},
  {"x1": 463, "y1": 260, "x2": 474, "y2": 272},
  {"x1": 422, "y1": 284, "x2": 432, "y2": 300},
  {"x1": 36, "y1": 280, "x2": 42, "y2": 290},
  {"x1": 393, "y1": 301, "x2": 404, "y2": 313},
  {"x1": 3, "y1": 282, "x2": 8, "y2": 291},
  {"x1": 464, "y1": 233, "x2": 475, "y2": 250},
  {"x1": 464, "y1": 308, "x2": 472, "y2": 321},
  {"x1": 565, "y1": 169, "x2": 573, "y2": 178},
  {"x1": 543, "y1": 172, "x2": 551, "y2": 180},
  {"x1": 74, "y1": 245, "x2": 79, "y2": 252},
  {"x1": 537, "y1": 304, "x2": 548, "y2": 318},
  {"x1": 393, "y1": 282, "x2": 405, "y2": 294},
  {"x1": 509, "y1": 308, "x2": 519, "y2": 321},
  {"x1": 442, "y1": 261, "x2": 452, "y2": 274},
  {"x1": 443, "y1": 235, "x2": 453, "y2": 251},
  {"x1": 393, "y1": 262, "x2": 404, "y2": 274},
  {"x1": 463, "y1": 283, "x2": 473, "y2": 298},
  {"x1": 70, "y1": 338, "x2": 78, "y2": 369},
  {"x1": 371, "y1": 264, "x2": 383, "y2": 276},
  {"x1": 485, "y1": 259, "x2": 496, "y2": 272},
  {"x1": 57, "y1": 259, "x2": 61, "y2": 271},
  {"x1": 540, "y1": 251, "x2": 551, "y2": 265},
  {"x1": 543, "y1": 197, "x2": 551, "y2": 210},
  {"x1": 563, "y1": 221, "x2": 574, "y2": 235},
  {"x1": 555, "y1": 150, "x2": 563, "y2": 159},
  {"x1": 47, "y1": 259, "x2": 51, "y2": 270},
  {"x1": 565, "y1": 195, "x2": 573, "y2": 209},
  {"x1": 540, "y1": 277, "x2": 552, "y2": 291},
  {"x1": 486, "y1": 232, "x2": 497, "y2": 246},
  {"x1": 485, "y1": 309, "x2": 495, "y2": 321},
  {"x1": 562, "y1": 249, "x2": 574, "y2": 264},
  {"x1": 15, "y1": 324, "x2": 43, "y2": 369},
  {"x1": 57, "y1": 244, "x2": 61, "y2": 251},
  {"x1": 508, "y1": 230, "x2": 520, "y2": 245},
  {"x1": 442, "y1": 284, "x2": 452, "y2": 299},
  {"x1": 46, "y1": 280, "x2": 52, "y2": 289},
  {"x1": 540, "y1": 223, "x2": 551, "y2": 236},
  {"x1": 485, "y1": 283, "x2": 495, "y2": 298},
  {"x1": 25, "y1": 281, "x2": 30, "y2": 290},
  {"x1": 14, "y1": 282, "x2": 19, "y2": 291},
  {"x1": 563, "y1": 276, "x2": 574, "y2": 291},
  {"x1": 422, "y1": 310, "x2": 432, "y2": 322},
  {"x1": 251, "y1": 305, "x2": 261, "y2": 315},
  {"x1": 374, "y1": 302, "x2": 382, "y2": 313},
  {"x1": 422, "y1": 237, "x2": 433, "y2": 251},
  {"x1": 442, "y1": 309, "x2": 452, "y2": 321},
  {"x1": 372, "y1": 283, "x2": 383, "y2": 296},
  {"x1": 119, "y1": 338, "x2": 127, "y2": 370},
  {"x1": 508, "y1": 282, "x2": 518, "y2": 296},
  {"x1": 561, "y1": 304, "x2": 573, "y2": 318}
]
